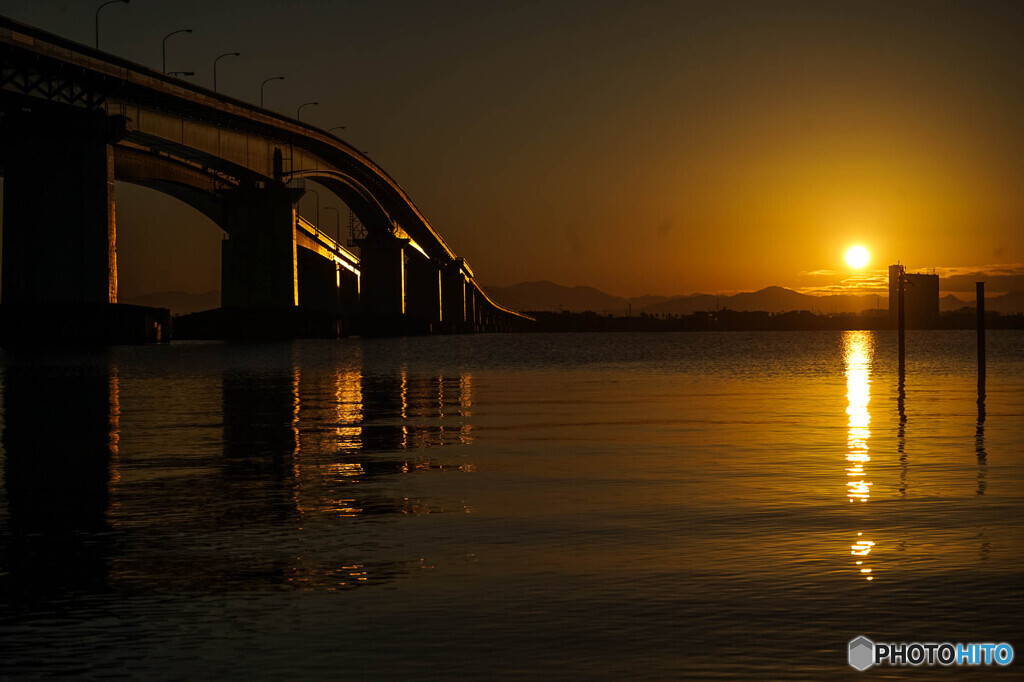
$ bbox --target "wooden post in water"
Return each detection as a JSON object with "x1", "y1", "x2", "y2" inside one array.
[
  {"x1": 897, "y1": 265, "x2": 906, "y2": 377},
  {"x1": 977, "y1": 281, "x2": 986, "y2": 386}
]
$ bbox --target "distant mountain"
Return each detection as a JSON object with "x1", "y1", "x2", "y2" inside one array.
[
  {"x1": 627, "y1": 295, "x2": 677, "y2": 310},
  {"x1": 941, "y1": 291, "x2": 1024, "y2": 313},
  {"x1": 122, "y1": 290, "x2": 220, "y2": 315},
  {"x1": 940, "y1": 294, "x2": 969, "y2": 312},
  {"x1": 992, "y1": 291, "x2": 1024, "y2": 313},
  {"x1": 643, "y1": 286, "x2": 887, "y2": 315},
  {"x1": 485, "y1": 280, "x2": 631, "y2": 313},
  {"x1": 487, "y1": 281, "x2": 892, "y2": 315}
]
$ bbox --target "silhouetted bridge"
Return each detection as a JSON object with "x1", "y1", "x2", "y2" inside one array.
[{"x1": 0, "y1": 15, "x2": 530, "y2": 342}]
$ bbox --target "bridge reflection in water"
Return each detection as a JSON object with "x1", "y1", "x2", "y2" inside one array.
[
  {"x1": 0, "y1": 347, "x2": 477, "y2": 598},
  {"x1": 0, "y1": 350, "x2": 120, "y2": 603}
]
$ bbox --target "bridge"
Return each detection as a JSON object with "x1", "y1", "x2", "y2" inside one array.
[{"x1": 0, "y1": 15, "x2": 531, "y2": 342}]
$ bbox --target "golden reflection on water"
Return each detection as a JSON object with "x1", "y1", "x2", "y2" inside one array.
[
  {"x1": 844, "y1": 333, "x2": 872, "y2": 504},
  {"x1": 334, "y1": 369, "x2": 363, "y2": 450},
  {"x1": 459, "y1": 374, "x2": 474, "y2": 445},
  {"x1": 108, "y1": 371, "x2": 121, "y2": 483},
  {"x1": 282, "y1": 367, "x2": 476, "y2": 590},
  {"x1": 290, "y1": 369, "x2": 477, "y2": 527},
  {"x1": 843, "y1": 331, "x2": 875, "y2": 581}
]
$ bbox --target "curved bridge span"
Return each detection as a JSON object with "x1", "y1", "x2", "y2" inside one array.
[{"x1": 0, "y1": 15, "x2": 529, "y2": 340}]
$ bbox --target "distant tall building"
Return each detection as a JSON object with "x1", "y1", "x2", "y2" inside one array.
[{"x1": 888, "y1": 265, "x2": 939, "y2": 329}]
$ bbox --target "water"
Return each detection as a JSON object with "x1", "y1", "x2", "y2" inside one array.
[{"x1": 1, "y1": 331, "x2": 1021, "y2": 680}]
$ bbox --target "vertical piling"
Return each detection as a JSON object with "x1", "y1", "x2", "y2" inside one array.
[
  {"x1": 976, "y1": 281, "x2": 986, "y2": 384},
  {"x1": 976, "y1": 281, "x2": 986, "y2": 495},
  {"x1": 897, "y1": 265, "x2": 906, "y2": 377}
]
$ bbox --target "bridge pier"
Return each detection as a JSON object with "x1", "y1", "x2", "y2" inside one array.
[
  {"x1": 212, "y1": 185, "x2": 339, "y2": 339},
  {"x1": 221, "y1": 185, "x2": 303, "y2": 309},
  {"x1": 297, "y1": 248, "x2": 341, "y2": 315},
  {"x1": 441, "y1": 263, "x2": 468, "y2": 333},
  {"x1": 356, "y1": 232, "x2": 409, "y2": 334},
  {"x1": 405, "y1": 253, "x2": 442, "y2": 333},
  {"x1": 1, "y1": 107, "x2": 117, "y2": 306},
  {"x1": 0, "y1": 107, "x2": 168, "y2": 344},
  {"x1": 466, "y1": 282, "x2": 478, "y2": 332},
  {"x1": 340, "y1": 266, "x2": 360, "y2": 318}
]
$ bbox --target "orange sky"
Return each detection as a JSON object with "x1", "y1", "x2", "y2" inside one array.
[{"x1": 2, "y1": 1, "x2": 1022, "y2": 298}]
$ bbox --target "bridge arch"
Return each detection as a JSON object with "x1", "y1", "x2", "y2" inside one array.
[
  {"x1": 113, "y1": 146, "x2": 231, "y2": 227},
  {"x1": 285, "y1": 168, "x2": 394, "y2": 236}
]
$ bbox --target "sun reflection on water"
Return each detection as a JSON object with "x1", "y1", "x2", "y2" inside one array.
[{"x1": 843, "y1": 331, "x2": 876, "y2": 581}]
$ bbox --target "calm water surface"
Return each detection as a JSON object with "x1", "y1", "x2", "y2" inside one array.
[{"x1": 1, "y1": 331, "x2": 1022, "y2": 680}]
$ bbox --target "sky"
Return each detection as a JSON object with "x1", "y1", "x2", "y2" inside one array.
[{"x1": 2, "y1": 0, "x2": 1023, "y2": 298}]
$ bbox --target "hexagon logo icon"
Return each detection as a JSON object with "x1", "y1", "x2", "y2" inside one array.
[{"x1": 849, "y1": 636, "x2": 875, "y2": 671}]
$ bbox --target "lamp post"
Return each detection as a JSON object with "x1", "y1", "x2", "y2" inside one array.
[
  {"x1": 303, "y1": 188, "x2": 319, "y2": 228},
  {"x1": 162, "y1": 28, "x2": 192, "y2": 74},
  {"x1": 213, "y1": 52, "x2": 240, "y2": 92},
  {"x1": 95, "y1": 0, "x2": 129, "y2": 50},
  {"x1": 297, "y1": 102, "x2": 319, "y2": 121},
  {"x1": 260, "y1": 76, "x2": 284, "y2": 108},
  {"x1": 328, "y1": 126, "x2": 346, "y2": 135},
  {"x1": 324, "y1": 206, "x2": 341, "y2": 243}
]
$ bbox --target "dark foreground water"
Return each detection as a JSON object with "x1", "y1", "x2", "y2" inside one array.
[{"x1": 0, "y1": 331, "x2": 1021, "y2": 680}]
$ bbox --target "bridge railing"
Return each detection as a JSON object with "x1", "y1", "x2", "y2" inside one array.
[{"x1": 295, "y1": 216, "x2": 360, "y2": 269}]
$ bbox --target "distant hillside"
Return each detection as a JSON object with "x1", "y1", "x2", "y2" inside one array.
[
  {"x1": 940, "y1": 294, "x2": 968, "y2": 312},
  {"x1": 992, "y1": 291, "x2": 1024, "y2": 313},
  {"x1": 122, "y1": 290, "x2": 220, "y2": 315},
  {"x1": 487, "y1": 281, "x2": 890, "y2": 315},
  {"x1": 643, "y1": 286, "x2": 889, "y2": 315},
  {"x1": 942, "y1": 291, "x2": 1024, "y2": 313},
  {"x1": 485, "y1": 280, "x2": 631, "y2": 313}
]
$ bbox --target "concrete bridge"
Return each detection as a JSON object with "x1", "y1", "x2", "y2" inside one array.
[{"x1": 0, "y1": 15, "x2": 530, "y2": 342}]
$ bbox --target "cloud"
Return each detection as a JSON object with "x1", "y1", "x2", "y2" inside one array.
[
  {"x1": 797, "y1": 268, "x2": 888, "y2": 296},
  {"x1": 924, "y1": 263, "x2": 1024, "y2": 293},
  {"x1": 796, "y1": 263, "x2": 1024, "y2": 296}
]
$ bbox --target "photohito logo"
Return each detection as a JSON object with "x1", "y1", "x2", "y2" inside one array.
[{"x1": 848, "y1": 636, "x2": 1014, "y2": 670}]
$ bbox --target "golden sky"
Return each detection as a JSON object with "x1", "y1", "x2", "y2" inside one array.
[{"x1": 3, "y1": 1, "x2": 1023, "y2": 297}]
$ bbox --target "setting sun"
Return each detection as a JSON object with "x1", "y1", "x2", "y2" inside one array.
[{"x1": 845, "y1": 246, "x2": 870, "y2": 269}]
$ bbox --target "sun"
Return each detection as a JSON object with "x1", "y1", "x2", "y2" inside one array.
[{"x1": 845, "y1": 246, "x2": 870, "y2": 268}]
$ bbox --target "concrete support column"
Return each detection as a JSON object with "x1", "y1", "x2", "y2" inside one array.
[
  {"x1": 1, "y1": 107, "x2": 117, "y2": 305},
  {"x1": 297, "y1": 249, "x2": 340, "y2": 314},
  {"x1": 441, "y1": 263, "x2": 467, "y2": 333},
  {"x1": 465, "y1": 282, "x2": 477, "y2": 330},
  {"x1": 357, "y1": 232, "x2": 407, "y2": 318},
  {"x1": 339, "y1": 267, "x2": 360, "y2": 317},
  {"x1": 405, "y1": 254, "x2": 442, "y2": 331},
  {"x1": 220, "y1": 185, "x2": 303, "y2": 309}
]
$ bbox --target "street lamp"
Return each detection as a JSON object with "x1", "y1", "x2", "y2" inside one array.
[
  {"x1": 213, "y1": 52, "x2": 240, "y2": 92},
  {"x1": 328, "y1": 126, "x2": 346, "y2": 135},
  {"x1": 260, "y1": 76, "x2": 284, "y2": 108},
  {"x1": 297, "y1": 101, "x2": 319, "y2": 121},
  {"x1": 162, "y1": 28, "x2": 192, "y2": 74},
  {"x1": 303, "y1": 188, "x2": 319, "y2": 228},
  {"x1": 95, "y1": 0, "x2": 129, "y2": 50},
  {"x1": 324, "y1": 206, "x2": 341, "y2": 243},
  {"x1": 168, "y1": 71, "x2": 195, "y2": 78}
]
